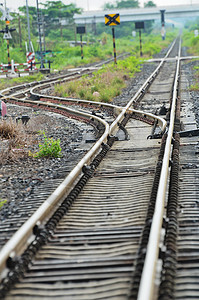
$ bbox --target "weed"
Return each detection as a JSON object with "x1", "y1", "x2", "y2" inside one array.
[
  {"x1": 0, "y1": 199, "x2": 7, "y2": 210},
  {"x1": 190, "y1": 83, "x2": 199, "y2": 91},
  {"x1": 100, "y1": 90, "x2": 111, "y2": 102},
  {"x1": 112, "y1": 77, "x2": 124, "y2": 85},
  {"x1": 91, "y1": 86, "x2": 99, "y2": 93},
  {"x1": 0, "y1": 119, "x2": 33, "y2": 164},
  {"x1": 67, "y1": 82, "x2": 77, "y2": 95},
  {"x1": 0, "y1": 119, "x2": 29, "y2": 148},
  {"x1": 78, "y1": 89, "x2": 86, "y2": 98},
  {"x1": 33, "y1": 131, "x2": 62, "y2": 158},
  {"x1": 0, "y1": 119, "x2": 17, "y2": 139}
]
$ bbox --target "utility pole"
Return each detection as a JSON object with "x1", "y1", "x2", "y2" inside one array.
[
  {"x1": 0, "y1": 3, "x2": 16, "y2": 69},
  {"x1": 160, "y1": 10, "x2": 166, "y2": 40},
  {"x1": 18, "y1": 14, "x2": 22, "y2": 48},
  {"x1": 36, "y1": 0, "x2": 44, "y2": 68},
  {"x1": 42, "y1": 13, "x2": 46, "y2": 54},
  {"x1": 26, "y1": 0, "x2": 31, "y2": 52}
]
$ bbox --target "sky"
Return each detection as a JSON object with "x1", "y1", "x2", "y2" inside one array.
[{"x1": 1, "y1": 0, "x2": 199, "y2": 12}]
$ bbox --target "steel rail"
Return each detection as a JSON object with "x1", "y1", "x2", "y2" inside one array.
[
  {"x1": 110, "y1": 38, "x2": 177, "y2": 135},
  {"x1": 129, "y1": 108, "x2": 167, "y2": 132},
  {"x1": 0, "y1": 108, "x2": 109, "y2": 274},
  {"x1": 0, "y1": 38, "x2": 177, "y2": 275},
  {"x1": 4, "y1": 93, "x2": 167, "y2": 134},
  {"x1": 2, "y1": 73, "x2": 167, "y2": 132},
  {"x1": 147, "y1": 55, "x2": 199, "y2": 63},
  {"x1": 0, "y1": 92, "x2": 166, "y2": 275},
  {"x1": 28, "y1": 39, "x2": 177, "y2": 136},
  {"x1": 0, "y1": 71, "x2": 83, "y2": 99},
  {"x1": 0, "y1": 52, "x2": 130, "y2": 98},
  {"x1": 137, "y1": 39, "x2": 182, "y2": 300},
  {"x1": 26, "y1": 93, "x2": 166, "y2": 131}
]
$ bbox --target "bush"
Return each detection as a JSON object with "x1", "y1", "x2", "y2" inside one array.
[{"x1": 33, "y1": 131, "x2": 62, "y2": 158}]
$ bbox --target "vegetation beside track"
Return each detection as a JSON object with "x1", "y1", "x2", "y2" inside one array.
[
  {"x1": 190, "y1": 66, "x2": 199, "y2": 91},
  {"x1": 183, "y1": 18, "x2": 199, "y2": 91},
  {"x1": 183, "y1": 30, "x2": 199, "y2": 56},
  {"x1": 0, "y1": 31, "x2": 176, "y2": 92},
  {"x1": 0, "y1": 73, "x2": 45, "y2": 90},
  {"x1": 47, "y1": 31, "x2": 176, "y2": 70},
  {"x1": 55, "y1": 57, "x2": 141, "y2": 102},
  {"x1": 30, "y1": 131, "x2": 62, "y2": 158},
  {"x1": 0, "y1": 199, "x2": 7, "y2": 209},
  {"x1": 0, "y1": 119, "x2": 34, "y2": 163},
  {"x1": 54, "y1": 32, "x2": 177, "y2": 102}
]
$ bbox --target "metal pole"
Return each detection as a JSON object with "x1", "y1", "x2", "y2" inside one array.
[
  {"x1": 7, "y1": 38, "x2": 11, "y2": 69},
  {"x1": 26, "y1": 0, "x2": 31, "y2": 52},
  {"x1": 18, "y1": 14, "x2": 22, "y2": 48},
  {"x1": 80, "y1": 34, "x2": 83, "y2": 59},
  {"x1": 42, "y1": 13, "x2": 46, "y2": 54},
  {"x1": 36, "y1": 0, "x2": 44, "y2": 68},
  {"x1": 139, "y1": 29, "x2": 143, "y2": 57},
  {"x1": 5, "y1": 20, "x2": 11, "y2": 69},
  {"x1": 74, "y1": 25, "x2": 77, "y2": 46},
  {"x1": 112, "y1": 27, "x2": 117, "y2": 64},
  {"x1": 160, "y1": 10, "x2": 166, "y2": 40}
]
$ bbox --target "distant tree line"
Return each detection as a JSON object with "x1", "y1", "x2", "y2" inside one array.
[{"x1": 103, "y1": 0, "x2": 156, "y2": 9}]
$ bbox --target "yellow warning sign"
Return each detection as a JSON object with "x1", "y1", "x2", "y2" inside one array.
[{"x1": 105, "y1": 14, "x2": 120, "y2": 26}]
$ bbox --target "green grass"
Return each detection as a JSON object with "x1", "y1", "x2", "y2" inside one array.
[
  {"x1": 0, "y1": 73, "x2": 45, "y2": 90},
  {"x1": 54, "y1": 57, "x2": 142, "y2": 103},
  {"x1": 0, "y1": 29, "x2": 177, "y2": 75},
  {"x1": 0, "y1": 30, "x2": 178, "y2": 94},
  {"x1": 0, "y1": 199, "x2": 7, "y2": 209},
  {"x1": 190, "y1": 82, "x2": 199, "y2": 90},
  {"x1": 190, "y1": 68, "x2": 199, "y2": 91},
  {"x1": 182, "y1": 29, "x2": 199, "y2": 55},
  {"x1": 182, "y1": 30, "x2": 199, "y2": 91},
  {"x1": 32, "y1": 131, "x2": 62, "y2": 158},
  {"x1": 46, "y1": 30, "x2": 177, "y2": 71},
  {"x1": 53, "y1": 30, "x2": 179, "y2": 103}
]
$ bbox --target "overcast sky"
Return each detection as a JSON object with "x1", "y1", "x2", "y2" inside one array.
[{"x1": 2, "y1": 0, "x2": 199, "y2": 12}]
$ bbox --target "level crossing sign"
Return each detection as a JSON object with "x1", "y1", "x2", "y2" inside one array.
[
  {"x1": 0, "y1": 7, "x2": 13, "y2": 21},
  {"x1": 3, "y1": 32, "x2": 12, "y2": 39},
  {"x1": 105, "y1": 14, "x2": 120, "y2": 26}
]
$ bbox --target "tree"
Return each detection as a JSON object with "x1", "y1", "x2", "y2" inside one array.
[
  {"x1": 40, "y1": 1, "x2": 81, "y2": 20},
  {"x1": 103, "y1": 0, "x2": 139, "y2": 10},
  {"x1": 116, "y1": 0, "x2": 139, "y2": 8},
  {"x1": 144, "y1": 1, "x2": 156, "y2": 7},
  {"x1": 103, "y1": 3, "x2": 115, "y2": 10},
  {"x1": 18, "y1": 1, "x2": 81, "y2": 41}
]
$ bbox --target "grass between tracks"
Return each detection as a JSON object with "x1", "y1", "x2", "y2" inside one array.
[
  {"x1": 55, "y1": 56, "x2": 142, "y2": 102},
  {"x1": 54, "y1": 31, "x2": 177, "y2": 102}
]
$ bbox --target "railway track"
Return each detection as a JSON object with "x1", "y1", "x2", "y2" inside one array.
[{"x1": 0, "y1": 37, "x2": 199, "y2": 299}]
